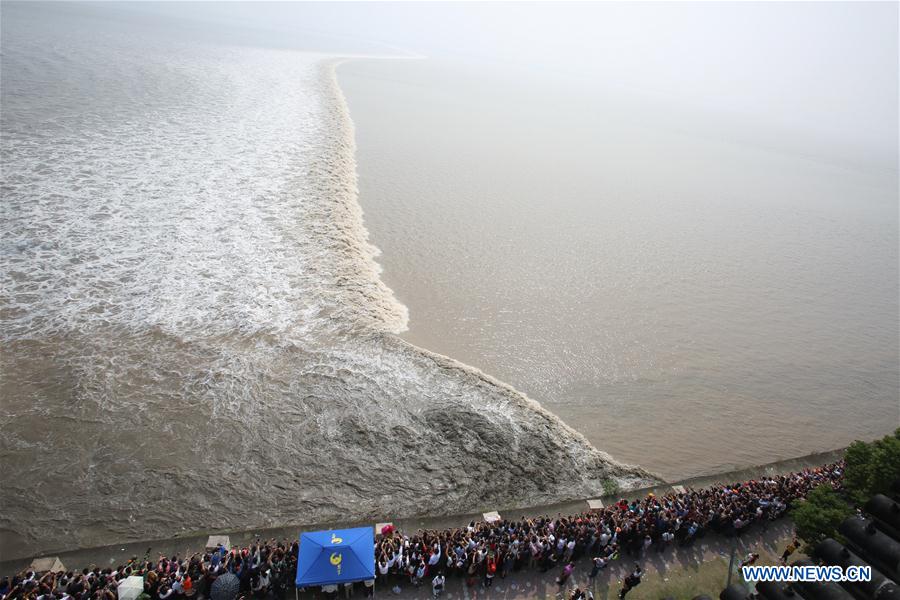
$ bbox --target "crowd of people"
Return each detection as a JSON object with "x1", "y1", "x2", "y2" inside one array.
[
  {"x1": 373, "y1": 462, "x2": 843, "y2": 595},
  {"x1": 0, "y1": 543, "x2": 300, "y2": 600},
  {"x1": 1, "y1": 462, "x2": 844, "y2": 600}
]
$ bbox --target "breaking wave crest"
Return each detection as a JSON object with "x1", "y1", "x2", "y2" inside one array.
[{"x1": 0, "y1": 10, "x2": 657, "y2": 559}]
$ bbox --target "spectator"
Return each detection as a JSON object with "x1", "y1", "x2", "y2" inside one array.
[{"x1": 618, "y1": 564, "x2": 643, "y2": 598}]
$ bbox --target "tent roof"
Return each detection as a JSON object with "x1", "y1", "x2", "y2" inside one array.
[
  {"x1": 30, "y1": 557, "x2": 65, "y2": 573},
  {"x1": 117, "y1": 576, "x2": 144, "y2": 590},
  {"x1": 117, "y1": 576, "x2": 145, "y2": 600},
  {"x1": 295, "y1": 527, "x2": 375, "y2": 587}
]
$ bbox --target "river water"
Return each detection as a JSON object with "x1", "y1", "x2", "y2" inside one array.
[{"x1": 339, "y1": 57, "x2": 899, "y2": 481}]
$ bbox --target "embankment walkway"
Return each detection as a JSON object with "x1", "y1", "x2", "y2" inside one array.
[{"x1": 0, "y1": 448, "x2": 842, "y2": 578}]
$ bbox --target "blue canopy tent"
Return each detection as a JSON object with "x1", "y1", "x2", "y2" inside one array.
[{"x1": 295, "y1": 527, "x2": 375, "y2": 594}]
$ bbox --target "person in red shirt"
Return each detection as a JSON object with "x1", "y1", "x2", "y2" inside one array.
[{"x1": 483, "y1": 554, "x2": 497, "y2": 588}]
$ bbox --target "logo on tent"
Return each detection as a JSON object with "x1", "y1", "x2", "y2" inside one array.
[{"x1": 295, "y1": 527, "x2": 374, "y2": 588}]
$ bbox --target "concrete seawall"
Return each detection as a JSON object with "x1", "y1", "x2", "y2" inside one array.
[{"x1": 0, "y1": 447, "x2": 844, "y2": 574}]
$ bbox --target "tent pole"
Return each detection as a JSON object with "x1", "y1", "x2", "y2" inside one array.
[{"x1": 295, "y1": 587, "x2": 298, "y2": 600}]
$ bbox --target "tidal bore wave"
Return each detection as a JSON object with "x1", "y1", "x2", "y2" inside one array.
[{"x1": 0, "y1": 15, "x2": 658, "y2": 558}]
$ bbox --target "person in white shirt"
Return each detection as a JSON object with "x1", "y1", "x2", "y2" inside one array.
[
  {"x1": 565, "y1": 539, "x2": 576, "y2": 561},
  {"x1": 598, "y1": 531, "x2": 610, "y2": 548},
  {"x1": 253, "y1": 570, "x2": 269, "y2": 596},
  {"x1": 428, "y1": 543, "x2": 442, "y2": 568},
  {"x1": 414, "y1": 562, "x2": 426, "y2": 586},
  {"x1": 588, "y1": 556, "x2": 608, "y2": 581},
  {"x1": 431, "y1": 573, "x2": 445, "y2": 597}
]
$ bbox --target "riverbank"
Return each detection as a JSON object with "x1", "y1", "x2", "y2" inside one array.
[{"x1": 0, "y1": 447, "x2": 843, "y2": 575}]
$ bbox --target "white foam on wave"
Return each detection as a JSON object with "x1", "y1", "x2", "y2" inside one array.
[{"x1": 2, "y1": 41, "x2": 407, "y2": 344}]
